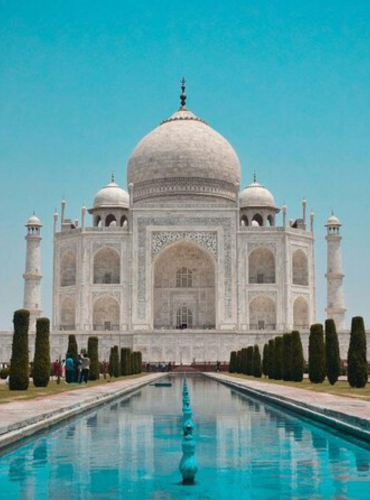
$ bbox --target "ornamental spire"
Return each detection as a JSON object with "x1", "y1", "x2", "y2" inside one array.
[
  {"x1": 180, "y1": 77, "x2": 187, "y2": 108},
  {"x1": 111, "y1": 171, "x2": 115, "y2": 183},
  {"x1": 253, "y1": 170, "x2": 257, "y2": 183}
]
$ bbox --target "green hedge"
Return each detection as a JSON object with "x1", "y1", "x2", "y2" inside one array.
[
  {"x1": 121, "y1": 347, "x2": 132, "y2": 376},
  {"x1": 241, "y1": 348, "x2": 248, "y2": 375},
  {"x1": 253, "y1": 345, "x2": 262, "y2": 378},
  {"x1": 273, "y1": 337, "x2": 283, "y2": 380},
  {"x1": 236, "y1": 350, "x2": 243, "y2": 373},
  {"x1": 291, "y1": 331, "x2": 304, "y2": 382},
  {"x1": 229, "y1": 351, "x2": 237, "y2": 373},
  {"x1": 267, "y1": 339, "x2": 275, "y2": 379},
  {"x1": 88, "y1": 337, "x2": 99, "y2": 380},
  {"x1": 246, "y1": 346, "x2": 254, "y2": 376},
  {"x1": 66, "y1": 334, "x2": 78, "y2": 364},
  {"x1": 325, "y1": 319, "x2": 340, "y2": 386},
  {"x1": 262, "y1": 343, "x2": 269, "y2": 377},
  {"x1": 309, "y1": 324, "x2": 326, "y2": 383},
  {"x1": 282, "y1": 333, "x2": 293, "y2": 381},
  {"x1": 9, "y1": 309, "x2": 30, "y2": 390},
  {"x1": 347, "y1": 316, "x2": 368, "y2": 388},
  {"x1": 33, "y1": 317, "x2": 51, "y2": 387}
]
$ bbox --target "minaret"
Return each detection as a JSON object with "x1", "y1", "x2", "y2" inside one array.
[
  {"x1": 23, "y1": 213, "x2": 43, "y2": 332},
  {"x1": 325, "y1": 212, "x2": 346, "y2": 330}
]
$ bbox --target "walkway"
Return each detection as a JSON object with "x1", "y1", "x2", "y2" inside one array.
[
  {"x1": 206, "y1": 373, "x2": 370, "y2": 441},
  {"x1": 0, "y1": 373, "x2": 164, "y2": 450}
]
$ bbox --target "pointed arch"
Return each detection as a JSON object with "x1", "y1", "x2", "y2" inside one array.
[
  {"x1": 60, "y1": 251, "x2": 76, "y2": 287},
  {"x1": 93, "y1": 295, "x2": 120, "y2": 331},
  {"x1": 249, "y1": 247, "x2": 275, "y2": 284},
  {"x1": 292, "y1": 249, "x2": 309, "y2": 286},
  {"x1": 93, "y1": 247, "x2": 120, "y2": 284},
  {"x1": 60, "y1": 296, "x2": 76, "y2": 330},
  {"x1": 249, "y1": 295, "x2": 276, "y2": 330},
  {"x1": 293, "y1": 296, "x2": 309, "y2": 330},
  {"x1": 153, "y1": 240, "x2": 216, "y2": 329}
]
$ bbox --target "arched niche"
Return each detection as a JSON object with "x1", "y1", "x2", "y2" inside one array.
[
  {"x1": 153, "y1": 240, "x2": 216, "y2": 330},
  {"x1": 93, "y1": 295, "x2": 120, "y2": 331},
  {"x1": 252, "y1": 213, "x2": 263, "y2": 226},
  {"x1": 93, "y1": 247, "x2": 120, "y2": 284},
  {"x1": 248, "y1": 247, "x2": 275, "y2": 284},
  {"x1": 240, "y1": 215, "x2": 249, "y2": 227},
  {"x1": 105, "y1": 214, "x2": 117, "y2": 227},
  {"x1": 120, "y1": 215, "x2": 128, "y2": 227},
  {"x1": 249, "y1": 295, "x2": 276, "y2": 330},
  {"x1": 60, "y1": 296, "x2": 76, "y2": 330},
  {"x1": 293, "y1": 296, "x2": 309, "y2": 330},
  {"x1": 60, "y1": 251, "x2": 76, "y2": 287},
  {"x1": 292, "y1": 249, "x2": 309, "y2": 286}
]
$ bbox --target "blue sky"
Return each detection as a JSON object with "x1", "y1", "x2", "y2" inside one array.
[{"x1": 0, "y1": 0, "x2": 369, "y2": 329}]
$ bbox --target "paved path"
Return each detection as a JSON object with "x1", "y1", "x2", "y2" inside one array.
[
  {"x1": 0, "y1": 373, "x2": 164, "y2": 450},
  {"x1": 206, "y1": 373, "x2": 370, "y2": 439}
]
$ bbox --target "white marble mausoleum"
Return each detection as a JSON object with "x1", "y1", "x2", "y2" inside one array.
[{"x1": 2, "y1": 83, "x2": 350, "y2": 363}]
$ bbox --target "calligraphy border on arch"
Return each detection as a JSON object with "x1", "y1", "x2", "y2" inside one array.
[
  {"x1": 151, "y1": 231, "x2": 217, "y2": 259},
  {"x1": 137, "y1": 216, "x2": 232, "y2": 320}
]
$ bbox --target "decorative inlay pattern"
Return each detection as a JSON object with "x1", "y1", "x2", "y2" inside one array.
[
  {"x1": 137, "y1": 216, "x2": 233, "y2": 320},
  {"x1": 248, "y1": 291, "x2": 277, "y2": 302},
  {"x1": 92, "y1": 242, "x2": 121, "y2": 253},
  {"x1": 248, "y1": 243, "x2": 276, "y2": 254},
  {"x1": 152, "y1": 231, "x2": 217, "y2": 258},
  {"x1": 92, "y1": 291, "x2": 121, "y2": 301}
]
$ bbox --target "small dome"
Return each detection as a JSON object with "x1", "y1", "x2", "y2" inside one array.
[
  {"x1": 26, "y1": 214, "x2": 42, "y2": 226},
  {"x1": 326, "y1": 213, "x2": 341, "y2": 226},
  {"x1": 239, "y1": 181, "x2": 276, "y2": 209},
  {"x1": 93, "y1": 180, "x2": 129, "y2": 209}
]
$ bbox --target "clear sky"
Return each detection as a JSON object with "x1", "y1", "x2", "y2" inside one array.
[{"x1": 0, "y1": 0, "x2": 369, "y2": 330}]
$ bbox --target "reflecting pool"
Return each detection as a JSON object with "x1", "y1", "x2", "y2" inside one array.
[{"x1": 1, "y1": 374, "x2": 370, "y2": 499}]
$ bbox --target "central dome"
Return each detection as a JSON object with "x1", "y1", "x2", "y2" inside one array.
[{"x1": 127, "y1": 103, "x2": 241, "y2": 205}]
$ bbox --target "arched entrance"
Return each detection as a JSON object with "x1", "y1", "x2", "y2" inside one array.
[{"x1": 153, "y1": 241, "x2": 216, "y2": 329}]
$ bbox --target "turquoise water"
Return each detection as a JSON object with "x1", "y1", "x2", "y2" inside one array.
[{"x1": 1, "y1": 374, "x2": 370, "y2": 499}]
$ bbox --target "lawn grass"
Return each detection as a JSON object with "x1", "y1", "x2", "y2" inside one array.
[
  {"x1": 0, "y1": 373, "x2": 146, "y2": 404},
  {"x1": 223, "y1": 373, "x2": 370, "y2": 401}
]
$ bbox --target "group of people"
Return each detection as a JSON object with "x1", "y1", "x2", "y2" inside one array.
[
  {"x1": 146, "y1": 362, "x2": 172, "y2": 373},
  {"x1": 53, "y1": 353, "x2": 91, "y2": 384}
]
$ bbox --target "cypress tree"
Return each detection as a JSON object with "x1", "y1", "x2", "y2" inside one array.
[
  {"x1": 262, "y1": 343, "x2": 269, "y2": 377},
  {"x1": 236, "y1": 350, "x2": 243, "y2": 373},
  {"x1": 229, "y1": 351, "x2": 237, "y2": 373},
  {"x1": 9, "y1": 309, "x2": 30, "y2": 391},
  {"x1": 347, "y1": 316, "x2": 368, "y2": 388},
  {"x1": 87, "y1": 336, "x2": 99, "y2": 380},
  {"x1": 291, "y1": 331, "x2": 304, "y2": 382},
  {"x1": 309, "y1": 324, "x2": 326, "y2": 383},
  {"x1": 66, "y1": 334, "x2": 78, "y2": 364},
  {"x1": 33, "y1": 317, "x2": 51, "y2": 387},
  {"x1": 137, "y1": 352, "x2": 142, "y2": 373},
  {"x1": 121, "y1": 348, "x2": 132, "y2": 376},
  {"x1": 246, "y1": 346, "x2": 254, "y2": 376},
  {"x1": 273, "y1": 337, "x2": 283, "y2": 380},
  {"x1": 325, "y1": 319, "x2": 341, "y2": 386},
  {"x1": 130, "y1": 351, "x2": 137, "y2": 374},
  {"x1": 253, "y1": 345, "x2": 262, "y2": 378},
  {"x1": 267, "y1": 339, "x2": 275, "y2": 379},
  {"x1": 112, "y1": 345, "x2": 120, "y2": 377},
  {"x1": 108, "y1": 347, "x2": 114, "y2": 377},
  {"x1": 241, "y1": 348, "x2": 248, "y2": 375},
  {"x1": 282, "y1": 333, "x2": 293, "y2": 381}
]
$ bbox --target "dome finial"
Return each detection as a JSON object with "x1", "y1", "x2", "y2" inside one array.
[
  {"x1": 253, "y1": 170, "x2": 257, "y2": 183},
  {"x1": 111, "y1": 171, "x2": 115, "y2": 183},
  {"x1": 180, "y1": 77, "x2": 187, "y2": 108}
]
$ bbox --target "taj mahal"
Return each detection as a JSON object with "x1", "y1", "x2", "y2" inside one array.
[{"x1": 1, "y1": 82, "x2": 348, "y2": 364}]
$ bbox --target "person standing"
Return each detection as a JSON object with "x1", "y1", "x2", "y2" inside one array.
[
  {"x1": 65, "y1": 355, "x2": 74, "y2": 384},
  {"x1": 81, "y1": 353, "x2": 90, "y2": 383},
  {"x1": 77, "y1": 355, "x2": 83, "y2": 383}
]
